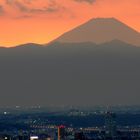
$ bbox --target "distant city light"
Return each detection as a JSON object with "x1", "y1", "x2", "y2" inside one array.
[
  {"x1": 30, "y1": 136, "x2": 39, "y2": 140},
  {"x1": 4, "y1": 112, "x2": 7, "y2": 115}
]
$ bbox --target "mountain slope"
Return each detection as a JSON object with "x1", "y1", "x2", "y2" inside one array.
[
  {"x1": 0, "y1": 41, "x2": 140, "y2": 106},
  {"x1": 55, "y1": 18, "x2": 140, "y2": 46}
]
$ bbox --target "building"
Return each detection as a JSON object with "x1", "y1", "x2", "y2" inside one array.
[
  {"x1": 105, "y1": 111, "x2": 117, "y2": 137},
  {"x1": 58, "y1": 125, "x2": 66, "y2": 140}
]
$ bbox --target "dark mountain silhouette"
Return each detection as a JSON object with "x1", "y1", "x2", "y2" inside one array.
[
  {"x1": 0, "y1": 18, "x2": 140, "y2": 106},
  {"x1": 14, "y1": 43, "x2": 43, "y2": 48},
  {"x1": 0, "y1": 40, "x2": 140, "y2": 106},
  {"x1": 54, "y1": 18, "x2": 140, "y2": 46}
]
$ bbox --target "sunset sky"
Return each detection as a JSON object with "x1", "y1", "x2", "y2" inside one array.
[{"x1": 0, "y1": 0, "x2": 140, "y2": 47}]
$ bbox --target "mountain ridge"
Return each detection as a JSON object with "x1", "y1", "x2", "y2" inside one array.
[
  {"x1": 54, "y1": 17, "x2": 140, "y2": 46},
  {"x1": 0, "y1": 39, "x2": 138, "y2": 49},
  {"x1": 0, "y1": 39, "x2": 140, "y2": 106}
]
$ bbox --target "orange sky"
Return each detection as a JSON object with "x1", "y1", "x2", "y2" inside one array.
[{"x1": 0, "y1": 0, "x2": 140, "y2": 47}]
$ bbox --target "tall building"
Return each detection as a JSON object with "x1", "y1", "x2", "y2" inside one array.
[
  {"x1": 105, "y1": 111, "x2": 117, "y2": 137},
  {"x1": 58, "y1": 125, "x2": 66, "y2": 140}
]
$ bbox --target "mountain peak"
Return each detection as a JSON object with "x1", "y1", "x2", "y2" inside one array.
[
  {"x1": 85, "y1": 17, "x2": 124, "y2": 27},
  {"x1": 55, "y1": 17, "x2": 140, "y2": 46},
  {"x1": 88, "y1": 17, "x2": 118, "y2": 22}
]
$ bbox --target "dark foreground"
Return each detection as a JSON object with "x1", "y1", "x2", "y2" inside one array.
[{"x1": 0, "y1": 108, "x2": 140, "y2": 140}]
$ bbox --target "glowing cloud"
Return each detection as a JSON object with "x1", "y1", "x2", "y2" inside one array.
[{"x1": 74, "y1": 0, "x2": 96, "y2": 4}]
